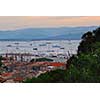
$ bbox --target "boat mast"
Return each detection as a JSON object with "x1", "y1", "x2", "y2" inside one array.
[{"x1": 68, "y1": 33, "x2": 72, "y2": 58}]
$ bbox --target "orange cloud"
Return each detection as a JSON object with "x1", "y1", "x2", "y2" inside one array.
[{"x1": 0, "y1": 16, "x2": 99, "y2": 30}]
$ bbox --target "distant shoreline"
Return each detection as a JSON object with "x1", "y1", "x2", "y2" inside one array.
[{"x1": 0, "y1": 39, "x2": 81, "y2": 41}]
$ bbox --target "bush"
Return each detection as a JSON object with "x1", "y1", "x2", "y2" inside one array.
[{"x1": 30, "y1": 58, "x2": 53, "y2": 62}]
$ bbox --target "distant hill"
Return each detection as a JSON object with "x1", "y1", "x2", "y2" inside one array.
[{"x1": 0, "y1": 26, "x2": 98, "y2": 40}]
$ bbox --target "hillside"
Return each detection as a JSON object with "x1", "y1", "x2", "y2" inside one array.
[
  {"x1": 24, "y1": 27, "x2": 100, "y2": 83},
  {"x1": 0, "y1": 26, "x2": 97, "y2": 40}
]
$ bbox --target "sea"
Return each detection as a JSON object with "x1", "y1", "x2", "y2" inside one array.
[{"x1": 0, "y1": 40, "x2": 80, "y2": 62}]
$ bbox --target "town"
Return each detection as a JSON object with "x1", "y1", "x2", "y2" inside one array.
[{"x1": 0, "y1": 53, "x2": 66, "y2": 83}]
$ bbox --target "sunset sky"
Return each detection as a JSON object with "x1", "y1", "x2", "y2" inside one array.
[{"x1": 0, "y1": 16, "x2": 100, "y2": 30}]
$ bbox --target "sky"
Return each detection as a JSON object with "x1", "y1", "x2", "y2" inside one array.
[{"x1": 0, "y1": 16, "x2": 100, "y2": 30}]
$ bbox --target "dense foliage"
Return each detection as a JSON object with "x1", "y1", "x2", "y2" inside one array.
[
  {"x1": 24, "y1": 27, "x2": 100, "y2": 83},
  {"x1": 30, "y1": 57, "x2": 53, "y2": 62},
  {"x1": 24, "y1": 69, "x2": 68, "y2": 83},
  {"x1": 0, "y1": 56, "x2": 2, "y2": 67},
  {"x1": 0, "y1": 56, "x2": 3, "y2": 74}
]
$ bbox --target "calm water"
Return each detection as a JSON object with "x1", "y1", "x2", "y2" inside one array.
[{"x1": 0, "y1": 40, "x2": 80, "y2": 56}]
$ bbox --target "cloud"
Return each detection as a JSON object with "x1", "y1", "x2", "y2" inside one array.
[{"x1": 0, "y1": 16, "x2": 99, "y2": 30}]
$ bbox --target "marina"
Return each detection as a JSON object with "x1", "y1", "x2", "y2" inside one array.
[
  {"x1": 0, "y1": 40, "x2": 80, "y2": 82},
  {"x1": 0, "y1": 40, "x2": 80, "y2": 61}
]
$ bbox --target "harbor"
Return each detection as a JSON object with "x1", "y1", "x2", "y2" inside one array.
[
  {"x1": 0, "y1": 40, "x2": 80, "y2": 59},
  {"x1": 0, "y1": 40, "x2": 80, "y2": 82}
]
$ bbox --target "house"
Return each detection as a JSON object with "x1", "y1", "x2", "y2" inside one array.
[
  {"x1": 5, "y1": 79, "x2": 14, "y2": 83},
  {"x1": 48, "y1": 62, "x2": 66, "y2": 69},
  {"x1": 0, "y1": 77, "x2": 6, "y2": 83},
  {"x1": 13, "y1": 77, "x2": 24, "y2": 83},
  {"x1": 1, "y1": 72, "x2": 13, "y2": 79}
]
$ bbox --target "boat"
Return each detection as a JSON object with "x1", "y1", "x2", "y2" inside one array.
[
  {"x1": 50, "y1": 55, "x2": 57, "y2": 58},
  {"x1": 39, "y1": 44, "x2": 46, "y2": 46},
  {"x1": 16, "y1": 47, "x2": 19, "y2": 49},
  {"x1": 14, "y1": 43, "x2": 19, "y2": 45},
  {"x1": 33, "y1": 48, "x2": 38, "y2": 50},
  {"x1": 60, "y1": 47, "x2": 65, "y2": 49},
  {"x1": 52, "y1": 45, "x2": 60, "y2": 48},
  {"x1": 46, "y1": 50, "x2": 55, "y2": 52},
  {"x1": 7, "y1": 45, "x2": 12, "y2": 47},
  {"x1": 46, "y1": 42, "x2": 51, "y2": 44},
  {"x1": 30, "y1": 44, "x2": 32, "y2": 46}
]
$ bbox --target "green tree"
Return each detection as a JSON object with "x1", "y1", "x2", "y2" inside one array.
[
  {"x1": 93, "y1": 27, "x2": 100, "y2": 41},
  {"x1": 0, "y1": 56, "x2": 2, "y2": 67},
  {"x1": 78, "y1": 31, "x2": 95, "y2": 54}
]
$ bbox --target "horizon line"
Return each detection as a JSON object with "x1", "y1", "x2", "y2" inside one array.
[{"x1": 0, "y1": 25, "x2": 98, "y2": 31}]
